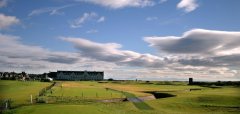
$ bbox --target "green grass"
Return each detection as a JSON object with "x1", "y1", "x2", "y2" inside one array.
[
  {"x1": 46, "y1": 81, "x2": 124, "y2": 99},
  {"x1": 0, "y1": 80, "x2": 51, "y2": 106},
  {"x1": 1, "y1": 80, "x2": 240, "y2": 114},
  {"x1": 6, "y1": 103, "x2": 140, "y2": 114},
  {"x1": 144, "y1": 87, "x2": 240, "y2": 113}
]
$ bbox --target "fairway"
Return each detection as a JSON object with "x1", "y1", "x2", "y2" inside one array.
[
  {"x1": 47, "y1": 81, "x2": 124, "y2": 99},
  {"x1": 1, "y1": 80, "x2": 240, "y2": 114}
]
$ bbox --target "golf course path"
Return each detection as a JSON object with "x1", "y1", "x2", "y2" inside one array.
[
  {"x1": 127, "y1": 95, "x2": 156, "y2": 102},
  {"x1": 127, "y1": 97, "x2": 143, "y2": 102}
]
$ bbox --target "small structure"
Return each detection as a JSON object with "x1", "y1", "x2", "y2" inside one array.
[
  {"x1": 189, "y1": 78, "x2": 193, "y2": 85},
  {"x1": 41, "y1": 73, "x2": 53, "y2": 82},
  {"x1": 46, "y1": 77, "x2": 53, "y2": 81}
]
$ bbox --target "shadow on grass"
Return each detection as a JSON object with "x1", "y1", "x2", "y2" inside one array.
[
  {"x1": 124, "y1": 92, "x2": 154, "y2": 110},
  {"x1": 132, "y1": 101, "x2": 154, "y2": 110}
]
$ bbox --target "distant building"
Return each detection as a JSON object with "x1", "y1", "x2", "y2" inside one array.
[
  {"x1": 56, "y1": 70, "x2": 104, "y2": 81},
  {"x1": 0, "y1": 71, "x2": 29, "y2": 80},
  {"x1": 189, "y1": 78, "x2": 193, "y2": 85},
  {"x1": 48, "y1": 72, "x2": 57, "y2": 79}
]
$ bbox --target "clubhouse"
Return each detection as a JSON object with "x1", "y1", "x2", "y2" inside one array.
[{"x1": 56, "y1": 70, "x2": 104, "y2": 81}]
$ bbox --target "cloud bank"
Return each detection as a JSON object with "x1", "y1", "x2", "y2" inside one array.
[
  {"x1": 0, "y1": 33, "x2": 83, "y2": 72},
  {"x1": 1, "y1": 29, "x2": 240, "y2": 81},
  {"x1": 77, "y1": 0, "x2": 155, "y2": 9},
  {"x1": 144, "y1": 29, "x2": 240, "y2": 80},
  {"x1": 145, "y1": 29, "x2": 240, "y2": 55},
  {"x1": 61, "y1": 37, "x2": 164, "y2": 67}
]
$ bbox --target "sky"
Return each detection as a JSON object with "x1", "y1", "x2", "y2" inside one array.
[{"x1": 0, "y1": 0, "x2": 240, "y2": 81}]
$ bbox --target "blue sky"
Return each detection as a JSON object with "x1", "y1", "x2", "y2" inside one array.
[{"x1": 1, "y1": 0, "x2": 240, "y2": 81}]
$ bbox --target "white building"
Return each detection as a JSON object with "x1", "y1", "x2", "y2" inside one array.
[{"x1": 56, "y1": 70, "x2": 104, "y2": 81}]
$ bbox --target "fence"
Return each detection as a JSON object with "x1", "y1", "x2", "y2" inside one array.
[
  {"x1": 38, "y1": 82, "x2": 56, "y2": 96},
  {"x1": 0, "y1": 99, "x2": 12, "y2": 112}
]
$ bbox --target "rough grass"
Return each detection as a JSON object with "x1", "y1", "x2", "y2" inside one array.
[{"x1": 0, "y1": 80, "x2": 51, "y2": 107}]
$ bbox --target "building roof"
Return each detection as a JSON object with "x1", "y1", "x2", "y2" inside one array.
[{"x1": 57, "y1": 70, "x2": 103, "y2": 73}]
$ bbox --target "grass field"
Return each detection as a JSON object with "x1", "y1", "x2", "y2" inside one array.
[
  {"x1": 0, "y1": 80, "x2": 51, "y2": 107},
  {"x1": 1, "y1": 80, "x2": 240, "y2": 114}
]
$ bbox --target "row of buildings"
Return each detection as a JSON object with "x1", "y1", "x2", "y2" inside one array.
[
  {"x1": 0, "y1": 72, "x2": 29, "y2": 81},
  {"x1": 0, "y1": 71, "x2": 104, "y2": 81}
]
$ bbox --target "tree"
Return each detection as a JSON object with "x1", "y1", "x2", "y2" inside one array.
[{"x1": 108, "y1": 78, "x2": 114, "y2": 81}]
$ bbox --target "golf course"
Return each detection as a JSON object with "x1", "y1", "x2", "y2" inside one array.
[{"x1": 0, "y1": 80, "x2": 240, "y2": 114}]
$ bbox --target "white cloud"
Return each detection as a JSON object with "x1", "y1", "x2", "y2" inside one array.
[
  {"x1": 28, "y1": 4, "x2": 73, "y2": 16},
  {"x1": 0, "y1": 0, "x2": 7, "y2": 8},
  {"x1": 77, "y1": 0, "x2": 155, "y2": 9},
  {"x1": 61, "y1": 37, "x2": 164, "y2": 67},
  {"x1": 0, "y1": 13, "x2": 20, "y2": 30},
  {"x1": 177, "y1": 0, "x2": 199, "y2": 13},
  {"x1": 70, "y1": 12, "x2": 105, "y2": 28},
  {"x1": 97, "y1": 16, "x2": 105, "y2": 22},
  {"x1": 145, "y1": 29, "x2": 240, "y2": 55},
  {"x1": 0, "y1": 33, "x2": 87, "y2": 74}
]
